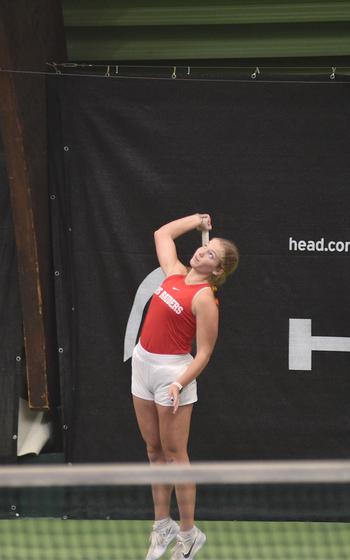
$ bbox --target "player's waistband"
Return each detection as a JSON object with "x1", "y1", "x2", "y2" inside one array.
[{"x1": 134, "y1": 341, "x2": 192, "y2": 364}]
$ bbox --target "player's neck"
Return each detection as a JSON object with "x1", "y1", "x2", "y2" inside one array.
[{"x1": 185, "y1": 269, "x2": 210, "y2": 285}]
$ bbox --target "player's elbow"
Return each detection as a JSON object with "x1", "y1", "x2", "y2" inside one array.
[
  {"x1": 154, "y1": 227, "x2": 168, "y2": 240},
  {"x1": 154, "y1": 229, "x2": 163, "y2": 247}
]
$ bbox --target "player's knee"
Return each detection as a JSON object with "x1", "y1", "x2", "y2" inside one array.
[
  {"x1": 146, "y1": 443, "x2": 164, "y2": 464},
  {"x1": 163, "y1": 446, "x2": 189, "y2": 464}
]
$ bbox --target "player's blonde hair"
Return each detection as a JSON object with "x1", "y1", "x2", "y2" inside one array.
[{"x1": 211, "y1": 238, "x2": 239, "y2": 289}]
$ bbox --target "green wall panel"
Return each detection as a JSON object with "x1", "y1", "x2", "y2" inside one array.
[
  {"x1": 65, "y1": 23, "x2": 350, "y2": 61},
  {"x1": 62, "y1": 1, "x2": 350, "y2": 60}
]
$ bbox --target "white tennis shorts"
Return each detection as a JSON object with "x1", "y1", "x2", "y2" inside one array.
[{"x1": 131, "y1": 341, "x2": 198, "y2": 407}]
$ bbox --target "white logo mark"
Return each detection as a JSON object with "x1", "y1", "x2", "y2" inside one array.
[
  {"x1": 289, "y1": 318, "x2": 350, "y2": 371},
  {"x1": 123, "y1": 267, "x2": 165, "y2": 362}
]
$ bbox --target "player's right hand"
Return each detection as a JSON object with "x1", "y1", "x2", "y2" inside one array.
[{"x1": 197, "y1": 213, "x2": 212, "y2": 232}]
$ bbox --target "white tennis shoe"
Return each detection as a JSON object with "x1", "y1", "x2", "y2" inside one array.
[
  {"x1": 170, "y1": 527, "x2": 206, "y2": 560},
  {"x1": 146, "y1": 519, "x2": 180, "y2": 560}
]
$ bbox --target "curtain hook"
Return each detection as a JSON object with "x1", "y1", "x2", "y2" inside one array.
[
  {"x1": 172, "y1": 66, "x2": 177, "y2": 79},
  {"x1": 115, "y1": 65, "x2": 119, "y2": 75},
  {"x1": 105, "y1": 65, "x2": 110, "y2": 77},
  {"x1": 187, "y1": 66, "x2": 191, "y2": 76},
  {"x1": 47, "y1": 62, "x2": 61, "y2": 75},
  {"x1": 330, "y1": 66, "x2": 336, "y2": 80},
  {"x1": 251, "y1": 67, "x2": 260, "y2": 80}
]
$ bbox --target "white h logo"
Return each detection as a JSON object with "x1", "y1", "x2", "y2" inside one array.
[{"x1": 289, "y1": 319, "x2": 350, "y2": 370}]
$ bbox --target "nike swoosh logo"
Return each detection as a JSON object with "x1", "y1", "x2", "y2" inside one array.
[
  {"x1": 183, "y1": 538, "x2": 196, "y2": 558},
  {"x1": 172, "y1": 287, "x2": 180, "y2": 291}
]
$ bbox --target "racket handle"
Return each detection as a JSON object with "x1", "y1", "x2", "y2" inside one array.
[{"x1": 202, "y1": 230, "x2": 209, "y2": 246}]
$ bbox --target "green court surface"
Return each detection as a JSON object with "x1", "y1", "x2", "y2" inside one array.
[{"x1": 1, "y1": 520, "x2": 350, "y2": 560}]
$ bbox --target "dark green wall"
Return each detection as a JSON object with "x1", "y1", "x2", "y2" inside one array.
[{"x1": 62, "y1": 1, "x2": 350, "y2": 60}]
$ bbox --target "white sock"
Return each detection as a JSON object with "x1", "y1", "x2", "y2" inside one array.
[
  {"x1": 154, "y1": 517, "x2": 171, "y2": 531},
  {"x1": 180, "y1": 526, "x2": 196, "y2": 539}
]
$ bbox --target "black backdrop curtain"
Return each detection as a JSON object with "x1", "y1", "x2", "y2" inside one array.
[
  {"x1": 0, "y1": 140, "x2": 23, "y2": 462},
  {"x1": 48, "y1": 75, "x2": 350, "y2": 463}
]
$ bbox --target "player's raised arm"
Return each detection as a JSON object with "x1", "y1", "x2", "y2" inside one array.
[{"x1": 154, "y1": 213, "x2": 211, "y2": 276}]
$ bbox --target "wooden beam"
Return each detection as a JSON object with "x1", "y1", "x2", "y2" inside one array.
[{"x1": 0, "y1": 0, "x2": 67, "y2": 409}]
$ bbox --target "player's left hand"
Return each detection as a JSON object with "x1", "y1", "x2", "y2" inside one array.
[{"x1": 168, "y1": 384, "x2": 180, "y2": 414}]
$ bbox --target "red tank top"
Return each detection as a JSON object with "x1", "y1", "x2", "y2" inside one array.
[{"x1": 140, "y1": 274, "x2": 211, "y2": 354}]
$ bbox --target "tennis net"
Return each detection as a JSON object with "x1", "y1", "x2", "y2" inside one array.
[{"x1": 1, "y1": 460, "x2": 350, "y2": 559}]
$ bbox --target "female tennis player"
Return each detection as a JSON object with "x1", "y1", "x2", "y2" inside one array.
[{"x1": 131, "y1": 213, "x2": 239, "y2": 560}]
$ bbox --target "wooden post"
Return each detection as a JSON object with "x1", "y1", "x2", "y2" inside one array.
[{"x1": 0, "y1": 0, "x2": 67, "y2": 409}]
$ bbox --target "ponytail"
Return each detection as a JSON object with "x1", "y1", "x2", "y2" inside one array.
[{"x1": 210, "y1": 238, "x2": 239, "y2": 289}]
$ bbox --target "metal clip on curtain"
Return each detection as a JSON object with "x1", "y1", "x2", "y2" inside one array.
[
  {"x1": 330, "y1": 67, "x2": 336, "y2": 80},
  {"x1": 105, "y1": 65, "x2": 110, "y2": 77},
  {"x1": 251, "y1": 67, "x2": 260, "y2": 80},
  {"x1": 172, "y1": 66, "x2": 177, "y2": 79},
  {"x1": 46, "y1": 62, "x2": 61, "y2": 75}
]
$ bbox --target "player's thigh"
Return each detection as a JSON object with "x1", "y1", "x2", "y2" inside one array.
[
  {"x1": 133, "y1": 396, "x2": 161, "y2": 449},
  {"x1": 156, "y1": 403, "x2": 193, "y2": 455}
]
